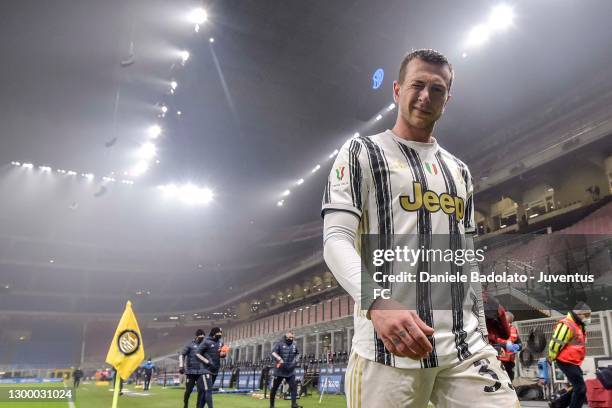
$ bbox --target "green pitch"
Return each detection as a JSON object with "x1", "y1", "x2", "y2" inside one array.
[{"x1": 0, "y1": 382, "x2": 347, "y2": 408}]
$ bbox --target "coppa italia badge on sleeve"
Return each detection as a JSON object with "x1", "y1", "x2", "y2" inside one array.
[{"x1": 117, "y1": 329, "x2": 141, "y2": 356}]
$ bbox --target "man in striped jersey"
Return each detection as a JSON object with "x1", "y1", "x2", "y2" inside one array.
[{"x1": 322, "y1": 49, "x2": 519, "y2": 407}]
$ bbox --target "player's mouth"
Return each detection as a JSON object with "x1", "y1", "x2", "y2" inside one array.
[{"x1": 413, "y1": 106, "x2": 431, "y2": 115}]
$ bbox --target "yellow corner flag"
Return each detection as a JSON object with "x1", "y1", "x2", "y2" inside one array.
[{"x1": 105, "y1": 301, "x2": 145, "y2": 381}]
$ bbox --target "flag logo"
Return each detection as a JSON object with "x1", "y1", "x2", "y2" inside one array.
[
  {"x1": 117, "y1": 330, "x2": 140, "y2": 356},
  {"x1": 335, "y1": 166, "x2": 346, "y2": 180},
  {"x1": 424, "y1": 162, "x2": 438, "y2": 176}
]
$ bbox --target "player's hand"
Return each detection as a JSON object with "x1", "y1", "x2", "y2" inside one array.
[
  {"x1": 369, "y1": 298, "x2": 434, "y2": 359},
  {"x1": 178, "y1": 367, "x2": 185, "y2": 375}
]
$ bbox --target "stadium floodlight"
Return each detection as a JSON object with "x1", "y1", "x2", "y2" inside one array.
[
  {"x1": 296, "y1": 178, "x2": 304, "y2": 185},
  {"x1": 194, "y1": 24, "x2": 200, "y2": 33},
  {"x1": 148, "y1": 124, "x2": 162, "y2": 139},
  {"x1": 282, "y1": 189, "x2": 291, "y2": 197},
  {"x1": 138, "y1": 142, "x2": 157, "y2": 160},
  {"x1": 178, "y1": 184, "x2": 214, "y2": 205},
  {"x1": 11, "y1": 161, "x2": 21, "y2": 166},
  {"x1": 312, "y1": 164, "x2": 321, "y2": 173},
  {"x1": 466, "y1": 24, "x2": 490, "y2": 48},
  {"x1": 67, "y1": 170, "x2": 77, "y2": 176},
  {"x1": 353, "y1": 132, "x2": 360, "y2": 138},
  {"x1": 161, "y1": 105, "x2": 168, "y2": 114},
  {"x1": 121, "y1": 179, "x2": 134, "y2": 185},
  {"x1": 180, "y1": 50, "x2": 190, "y2": 64},
  {"x1": 188, "y1": 8, "x2": 207, "y2": 24},
  {"x1": 489, "y1": 4, "x2": 514, "y2": 31},
  {"x1": 39, "y1": 166, "x2": 51, "y2": 172},
  {"x1": 375, "y1": 114, "x2": 383, "y2": 121},
  {"x1": 209, "y1": 37, "x2": 215, "y2": 43},
  {"x1": 130, "y1": 160, "x2": 149, "y2": 177},
  {"x1": 277, "y1": 200, "x2": 284, "y2": 207},
  {"x1": 177, "y1": 110, "x2": 182, "y2": 116},
  {"x1": 102, "y1": 176, "x2": 115, "y2": 182},
  {"x1": 170, "y1": 81, "x2": 178, "y2": 90},
  {"x1": 82, "y1": 173, "x2": 94, "y2": 180},
  {"x1": 387, "y1": 103, "x2": 396, "y2": 111},
  {"x1": 462, "y1": 52, "x2": 468, "y2": 58},
  {"x1": 22, "y1": 163, "x2": 33, "y2": 169}
]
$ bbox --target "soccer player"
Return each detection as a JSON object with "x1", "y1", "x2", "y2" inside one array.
[
  {"x1": 322, "y1": 49, "x2": 519, "y2": 407},
  {"x1": 179, "y1": 329, "x2": 206, "y2": 408},
  {"x1": 206, "y1": 327, "x2": 226, "y2": 386},
  {"x1": 269, "y1": 331, "x2": 301, "y2": 408},
  {"x1": 194, "y1": 328, "x2": 225, "y2": 408}
]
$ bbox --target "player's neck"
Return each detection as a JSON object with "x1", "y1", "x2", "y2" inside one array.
[{"x1": 392, "y1": 119, "x2": 434, "y2": 144}]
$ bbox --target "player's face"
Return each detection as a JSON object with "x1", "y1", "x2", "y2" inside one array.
[{"x1": 394, "y1": 59, "x2": 452, "y2": 131}]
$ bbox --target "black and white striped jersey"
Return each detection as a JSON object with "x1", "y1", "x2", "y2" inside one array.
[{"x1": 322, "y1": 129, "x2": 487, "y2": 369}]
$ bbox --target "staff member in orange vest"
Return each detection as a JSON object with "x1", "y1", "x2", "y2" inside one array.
[
  {"x1": 548, "y1": 302, "x2": 591, "y2": 408},
  {"x1": 499, "y1": 312, "x2": 521, "y2": 382}
]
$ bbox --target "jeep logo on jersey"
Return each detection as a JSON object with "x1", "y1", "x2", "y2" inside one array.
[
  {"x1": 335, "y1": 166, "x2": 346, "y2": 181},
  {"x1": 400, "y1": 182, "x2": 464, "y2": 220},
  {"x1": 117, "y1": 329, "x2": 141, "y2": 356}
]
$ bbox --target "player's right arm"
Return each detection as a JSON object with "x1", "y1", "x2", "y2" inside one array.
[{"x1": 322, "y1": 138, "x2": 433, "y2": 360}]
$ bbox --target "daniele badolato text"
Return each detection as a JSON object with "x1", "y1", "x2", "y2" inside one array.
[{"x1": 369, "y1": 246, "x2": 594, "y2": 298}]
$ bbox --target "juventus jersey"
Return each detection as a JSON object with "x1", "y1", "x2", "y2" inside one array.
[{"x1": 322, "y1": 129, "x2": 488, "y2": 369}]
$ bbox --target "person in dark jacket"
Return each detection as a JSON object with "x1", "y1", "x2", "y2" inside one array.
[
  {"x1": 196, "y1": 330, "x2": 220, "y2": 408},
  {"x1": 141, "y1": 358, "x2": 155, "y2": 391},
  {"x1": 270, "y1": 331, "x2": 301, "y2": 408},
  {"x1": 179, "y1": 329, "x2": 206, "y2": 408}
]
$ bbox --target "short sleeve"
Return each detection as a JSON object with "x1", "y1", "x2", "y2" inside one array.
[{"x1": 321, "y1": 138, "x2": 369, "y2": 218}]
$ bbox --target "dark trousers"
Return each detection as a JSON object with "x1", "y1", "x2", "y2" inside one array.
[
  {"x1": 270, "y1": 375, "x2": 297, "y2": 407},
  {"x1": 184, "y1": 374, "x2": 204, "y2": 408},
  {"x1": 197, "y1": 374, "x2": 214, "y2": 408},
  {"x1": 210, "y1": 373, "x2": 217, "y2": 387},
  {"x1": 73, "y1": 378, "x2": 80, "y2": 388},
  {"x1": 144, "y1": 374, "x2": 152, "y2": 390},
  {"x1": 557, "y1": 361, "x2": 586, "y2": 408},
  {"x1": 501, "y1": 361, "x2": 515, "y2": 382}
]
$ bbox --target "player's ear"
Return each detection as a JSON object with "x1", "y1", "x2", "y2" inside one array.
[{"x1": 393, "y1": 80, "x2": 400, "y2": 103}]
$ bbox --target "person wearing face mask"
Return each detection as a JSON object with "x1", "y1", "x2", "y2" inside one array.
[
  {"x1": 206, "y1": 327, "x2": 226, "y2": 387},
  {"x1": 269, "y1": 331, "x2": 301, "y2": 408},
  {"x1": 548, "y1": 302, "x2": 591, "y2": 408},
  {"x1": 179, "y1": 329, "x2": 206, "y2": 408},
  {"x1": 192, "y1": 327, "x2": 225, "y2": 408}
]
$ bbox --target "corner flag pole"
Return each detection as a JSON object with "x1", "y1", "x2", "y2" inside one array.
[{"x1": 111, "y1": 374, "x2": 121, "y2": 408}]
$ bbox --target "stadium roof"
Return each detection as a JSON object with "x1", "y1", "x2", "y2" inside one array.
[{"x1": 1, "y1": 0, "x2": 612, "y2": 315}]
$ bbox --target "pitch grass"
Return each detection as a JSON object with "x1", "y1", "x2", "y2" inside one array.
[{"x1": 0, "y1": 382, "x2": 347, "y2": 408}]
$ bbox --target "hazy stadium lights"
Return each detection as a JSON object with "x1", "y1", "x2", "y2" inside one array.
[
  {"x1": 161, "y1": 105, "x2": 168, "y2": 114},
  {"x1": 375, "y1": 114, "x2": 383, "y2": 121},
  {"x1": 529, "y1": 213, "x2": 539, "y2": 219},
  {"x1": 282, "y1": 189, "x2": 291, "y2": 197},
  {"x1": 170, "y1": 80, "x2": 178, "y2": 91},
  {"x1": 209, "y1": 37, "x2": 215, "y2": 43},
  {"x1": 22, "y1": 162, "x2": 33, "y2": 169},
  {"x1": 277, "y1": 200, "x2": 284, "y2": 207},
  {"x1": 66, "y1": 170, "x2": 77, "y2": 176},
  {"x1": 138, "y1": 142, "x2": 157, "y2": 160},
  {"x1": 188, "y1": 7, "x2": 207, "y2": 24},
  {"x1": 130, "y1": 160, "x2": 149, "y2": 177},
  {"x1": 82, "y1": 173, "x2": 94, "y2": 180},
  {"x1": 11, "y1": 161, "x2": 21, "y2": 166},
  {"x1": 148, "y1": 124, "x2": 162, "y2": 139},
  {"x1": 102, "y1": 176, "x2": 115, "y2": 182},
  {"x1": 387, "y1": 103, "x2": 396, "y2": 111},
  {"x1": 121, "y1": 179, "x2": 134, "y2": 185},
  {"x1": 180, "y1": 50, "x2": 190, "y2": 64},
  {"x1": 194, "y1": 24, "x2": 200, "y2": 33},
  {"x1": 462, "y1": 52, "x2": 468, "y2": 58},
  {"x1": 488, "y1": 4, "x2": 514, "y2": 30},
  {"x1": 57, "y1": 169, "x2": 66, "y2": 174},
  {"x1": 354, "y1": 132, "x2": 360, "y2": 137},
  {"x1": 39, "y1": 166, "x2": 52, "y2": 172},
  {"x1": 296, "y1": 178, "x2": 304, "y2": 185},
  {"x1": 177, "y1": 110, "x2": 182, "y2": 116},
  {"x1": 466, "y1": 24, "x2": 490, "y2": 48},
  {"x1": 312, "y1": 164, "x2": 321, "y2": 173},
  {"x1": 158, "y1": 183, "x2": 214, "y2": 205}
]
